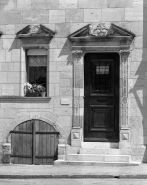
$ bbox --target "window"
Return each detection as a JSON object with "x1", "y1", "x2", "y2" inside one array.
[{"x1": 25, "y1": 49, "x2": 47, "y2": 97}]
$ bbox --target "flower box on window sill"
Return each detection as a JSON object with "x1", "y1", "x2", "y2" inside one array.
[{"x1": 25, "y1": 92, "x2": 40, "y2": 97}]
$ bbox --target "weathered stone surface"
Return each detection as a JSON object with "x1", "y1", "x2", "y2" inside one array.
[
  {"x1": 55, "y1": 23, "x2": 70, "y2": 37},
  {"x1": 70, "y1": 23, "x2": 87, "y2": 34},
  {"x1": 0, "y1": 12, "x2": 22, "y2": 24},
  {"x1": 7, "y1": 72, "x2": 20, "y2": 83},
  {"x1": 125, "y1": 8, "x2": 143, "y2": 21},
  {"x1": 102, "y1": 8, "x2": 125, "y2": 21},
  {"x1": 6, "y1": 25, "x2": 15, "y2": 35},
  {"x1": 0, "y1": 50, "x2": 5, "y2": 62},
  {"x1": 49, "y1": 10, "x2": 65, "y2": 23},
  {"x1": 84, "y1": 9, "x2": 101, "y2": 22},
  {"x1": 60, "y1": 72, "x2": 72, "y2": 79},
  {"x1": 50, "y1": 49, "x2": 71, "y2": 62},
  {"x1": 1, "y1": 63, "x2": 13, "y2": 71},
  {"x1": 57, "y1": 38, "x2": 70, "y2": 49},
  {"x1": 13, "y1": 62, "x2": 20, "y2": 71},
  {"x1": 0, "y1": 25, "x2": 6, "y2": 34},
  {"x1": 54, "y1": 98, "x2": 72, "y2": 108},
  {"x1": 50, "y1": 38, "x2": 58, "y2": 49},
  {"x1": 0, "y1": 72, "x2": 7, "y2": 83},
  {"x1": 0, "y1": 0, "x2": 16, "y2": 11},
  {"x1": 57, "y1": 62, "x2": 72, "y2": 72},
  {"x1": 32, "y1": 0, "x2": 58, "y2": 10},
  {"x1": 78, "y1": 0, "x2": 107, "y2": 8},
  {"x1": 134, "y1": 36, "x2": 143, "y2": 49},
  {"x1": 22, "y1": 11, "x2": 49, "y2": 24},
  {"x1": 12, "y1": 49, "x2": 20, "y2": 62},
  {"x1": 66, "y1": 9, "x2": 83, "y2": 23},
  {"x1": 49, "y1": 72, "x2": 60, "y2": 84},
  {"x1": 108, "y1": 0, "x2": 133, "y2": 8},
  {"x1": 131, "y1": 22, "x2": 143, "y2": 36},
  {"x1": 59, "y1": 0, "x2": 78, "y2": 9},
  {"x1": 132, "y1": 49, "x2": 143, "y2": 61},
  {"x1": 60, "y1": 79, "x2": 70, "y2": 87},
  {"x1": 49, "y1": 62, "x2": 57, "y2": 71},
  {"x1": 17, "y1": 0, "x2": 31, "y2": 10},
  {"x1": 54, "y1": 108, "x2": 72, "y2": 116},
  {"x1": 60, "y1": 87, "x2": 72, "y2": 96}
]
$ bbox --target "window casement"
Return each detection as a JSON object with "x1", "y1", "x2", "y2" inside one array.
[
  {"x1": 16, "y1": 24, "x2": 55, "y2": 98},
  {"x1": 26, "y1": 49, "x2": 47, "y2": 97}
]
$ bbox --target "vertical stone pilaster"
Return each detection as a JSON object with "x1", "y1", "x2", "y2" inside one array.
[
  {"x1": 71, "y1": 50, "x2": 83, "y2": 147},
  {"x1": 119, "y1": 50, "x2": 130, "y2": 148}
]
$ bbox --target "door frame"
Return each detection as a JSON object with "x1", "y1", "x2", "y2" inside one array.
[
  {"x1": 83, "y1": 52, "x2": 120, "y2": 142},
  {"x1": 71, "y1": 49, "x2": 130, "y2": 148}
]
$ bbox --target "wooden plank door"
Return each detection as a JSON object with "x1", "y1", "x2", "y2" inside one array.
[
  {"x1": 11, "y1": 120, "x2": 59, "y2": 165},
  {"x1": 84, "y1": 53, "x2": 119, "y2": 142}
]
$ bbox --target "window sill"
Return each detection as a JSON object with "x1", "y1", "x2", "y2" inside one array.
[{"x1": 0, "y1": 96, "x2": 51, "y2": 103}]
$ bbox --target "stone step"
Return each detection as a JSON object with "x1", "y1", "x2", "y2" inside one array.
[
  {"x1": 54, "y1": 160, "x2": 140, "y2": 166},
  {"x1": 66, "y1": 154, "x2": 130, "y2": 163},
  {"x1": 82, "y1": 142, "x2": 119, "y2": 149},
  {"x1": 79, "y1": 148, "x2": 130, "y2": 155}
]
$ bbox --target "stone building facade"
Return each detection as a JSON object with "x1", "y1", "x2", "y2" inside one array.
[{"x1": 0, "y1": 0, "x2": 146, "y2": 164}]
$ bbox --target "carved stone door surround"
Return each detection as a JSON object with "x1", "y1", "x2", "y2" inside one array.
[{"x1": 68, "y1": 23, "x2": 135, "y2": 147}]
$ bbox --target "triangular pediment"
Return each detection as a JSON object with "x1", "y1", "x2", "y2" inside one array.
[
  {"x1": 16, "y1": 24, "x2": 55, "y2": 38},
  {"x1": 69, "y1": 23, "x2": 135, "y2": 41}
]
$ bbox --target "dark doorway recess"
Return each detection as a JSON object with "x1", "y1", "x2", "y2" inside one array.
[
  {"x1": 10, "y1": 119, "x2": 59, "y2": 165},
  {"x1": 84, "y1": 53, "x2": 119, "y2": 142}
]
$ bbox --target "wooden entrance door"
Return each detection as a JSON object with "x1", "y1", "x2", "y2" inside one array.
[
  {"x1": 11, "y1": 120, "x2": 59, "y2": 165},
  {"x1": 84, "y1": 53, "x2": 119, "y2": 142}
]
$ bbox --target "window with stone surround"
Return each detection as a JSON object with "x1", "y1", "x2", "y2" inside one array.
[{"x1": 25, "y1": 49, "x2": 47, "y2": 97}]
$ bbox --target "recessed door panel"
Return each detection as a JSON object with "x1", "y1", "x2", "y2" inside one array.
[{"x1": 84, "y1": 53, "x2": 119, "y2": 142}]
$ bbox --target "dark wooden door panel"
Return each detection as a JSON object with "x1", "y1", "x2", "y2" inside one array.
[
  {"x1": 11, "y1": 119, "x2": 59, "y2": 165},
  {"x1": 84, "y1": 53, "x2": 119, "y2": 142}
]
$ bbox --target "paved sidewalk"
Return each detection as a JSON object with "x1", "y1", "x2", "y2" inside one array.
[{"x1": 0, "y1": 163, "x2": 147, "y2": 179}]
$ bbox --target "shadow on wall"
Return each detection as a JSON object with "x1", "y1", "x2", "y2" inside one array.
[{"x1": 129, "y1": 0, "x2": 147, "y2": 162}]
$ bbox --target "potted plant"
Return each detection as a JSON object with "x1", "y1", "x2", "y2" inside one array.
[{"x1": 24, "y1": 83, "x2": 46, "y2": 97}]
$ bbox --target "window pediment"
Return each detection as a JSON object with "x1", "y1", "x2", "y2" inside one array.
[
  {"x1": 68, "y1": 23, "x2": 135, "y2": 47},
  {"x1": 16, "y1": 24, "x2": 55, "y2": 39}
]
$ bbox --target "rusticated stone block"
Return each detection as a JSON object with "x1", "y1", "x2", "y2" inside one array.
[
  {"x1": 131, "y1": 22, "x2": 143, "y2": 36},
  {"x1": 84, "y1": 9, "x2": 101, "y2": 22},
  {"x1": 55, "y1": 23, "x2": 70, "y2": 37},
  {"x1": 66, "y1": 9, "x2": 83, "y2": 23},
  {"x1": 60, "y1": 87, "x2": 72, "y2": 96},
  {"x1": 0, "y1": 72, "x2": 7, "y2": 83},
  {"x1": 0, "y1": 50, "x2": 5, "y2": 62},
  {"x1": 17, "y1": 0, "x2": 31, "y2": 10},
  {"x1": 108, "y1": 0, "x2": 133, "y2": 8},
  {"x1": 1, "y1": 63, "x2": 13, "y2": 71},
  {"x1": 78, "y1": 0, "x2": 107, "y2": 8},
  {"x1": 132, "y1": 49, "x2": 142, "y2": 61},
  {"x1": 49, "y1": 10, "x2": 65, "y2": 23},
  {"x1": 22, "y1": 11, "x2": 49, "y2": 24},
  {"x1": 50, "y1": 72, "x2": 60, "y2": 84},
  {"x1": 125, "y1": 8, "x2": 143, "y2": 21},
  {"x1": 0, "y1": 12, "x2": 22, "y2": 24},
  {"x1": 54, "y1": 108, "x2": 72, "y2": 116},
  {"x1": 0, "y1": 0, "x2": 16, "y2": 12},
  {"x1": 57, "y1": 62, "x2": 72, "y2": 72},
  {"x1": 60, "y1": 79, "x2": 70, "y2": 87},
  {"x1": 12, "y1": 49, "x2": 20, "y2": 62},
  {"x1": 102, "y1": 8, "x2": 125, "y2": 21},
  {"x1": 60, "y1": 72, "x2": 72, "y2": 79},
  {"x1": 32, "y1": 0, "x2": 58, "y2": 10},
  {"x1": 59, "y1": 0, "x2": 78, "y2": 9},
  {"x1": 7, "y1": 72, "x2": 20, "y2": 83},
  {"x1": 6, "y1": 25, "x2": 15, "y2": 35}
]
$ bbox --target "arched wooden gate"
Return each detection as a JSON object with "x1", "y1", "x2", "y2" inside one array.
[{"x1": 10, "y1": 119, "x2": 59, "y2": 165}]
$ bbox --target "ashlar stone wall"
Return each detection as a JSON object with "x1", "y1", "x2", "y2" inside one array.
[{"x1": 0, "y1": 0, "x2": 145, "y2": 162}]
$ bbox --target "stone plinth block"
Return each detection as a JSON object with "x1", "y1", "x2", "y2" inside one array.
[
  {"x1": 49, "y1": 10, "x2": 65, "y2": 23},
  {"x1": 71, "y1": 128, "x2": 82, "y2": 147},
  {"x1": 2, "y1": 143, "x2": 11, "y2": 164},
  {"x1": 66, "y1": 9, "x2": 83, "y2": 23}
]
